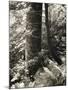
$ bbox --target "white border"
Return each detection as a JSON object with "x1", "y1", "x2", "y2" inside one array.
[
  {"x1": 9, "y1": 0, "x2": 68, "y2": 4},
  {"x1": 0, "y1": 0, "x2": 68, "y2": 90}
]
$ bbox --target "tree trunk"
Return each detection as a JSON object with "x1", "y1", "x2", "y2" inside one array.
[{"x1": 25, "y1": 3, "x2": 42, "y2": 61}]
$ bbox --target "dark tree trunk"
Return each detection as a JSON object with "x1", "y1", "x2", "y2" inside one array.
[
  {"x1": 25, "y1": 3, "x2": 42, "y2": 77},
  {"x1": 25, "y1": 3, "x2": 42, "y2": 61},
  {"x1": 45, "y1": 4, "x2": 62, "y2": 65}
]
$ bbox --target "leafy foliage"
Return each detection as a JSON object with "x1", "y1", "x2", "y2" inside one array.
[{"x1": 9, "y1": 1, "x2": 66, "y2": 88}]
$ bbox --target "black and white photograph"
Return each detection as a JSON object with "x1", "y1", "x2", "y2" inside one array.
[{"x1": 9, "y1": 0, "x2": 66, "y2": 89}]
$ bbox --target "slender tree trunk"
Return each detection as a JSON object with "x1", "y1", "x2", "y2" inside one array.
[{"x1": 25, "y1": 3, "x2": 42, "y2": 61}]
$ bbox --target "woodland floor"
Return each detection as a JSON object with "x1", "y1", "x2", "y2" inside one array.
[{"x1": 9, "y1": 2, "x2": 66, "y2": 88}]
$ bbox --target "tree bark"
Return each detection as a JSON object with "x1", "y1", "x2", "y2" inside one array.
[{"x1": 25, "y1": 3, "x2": 42, "y2": 61}]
